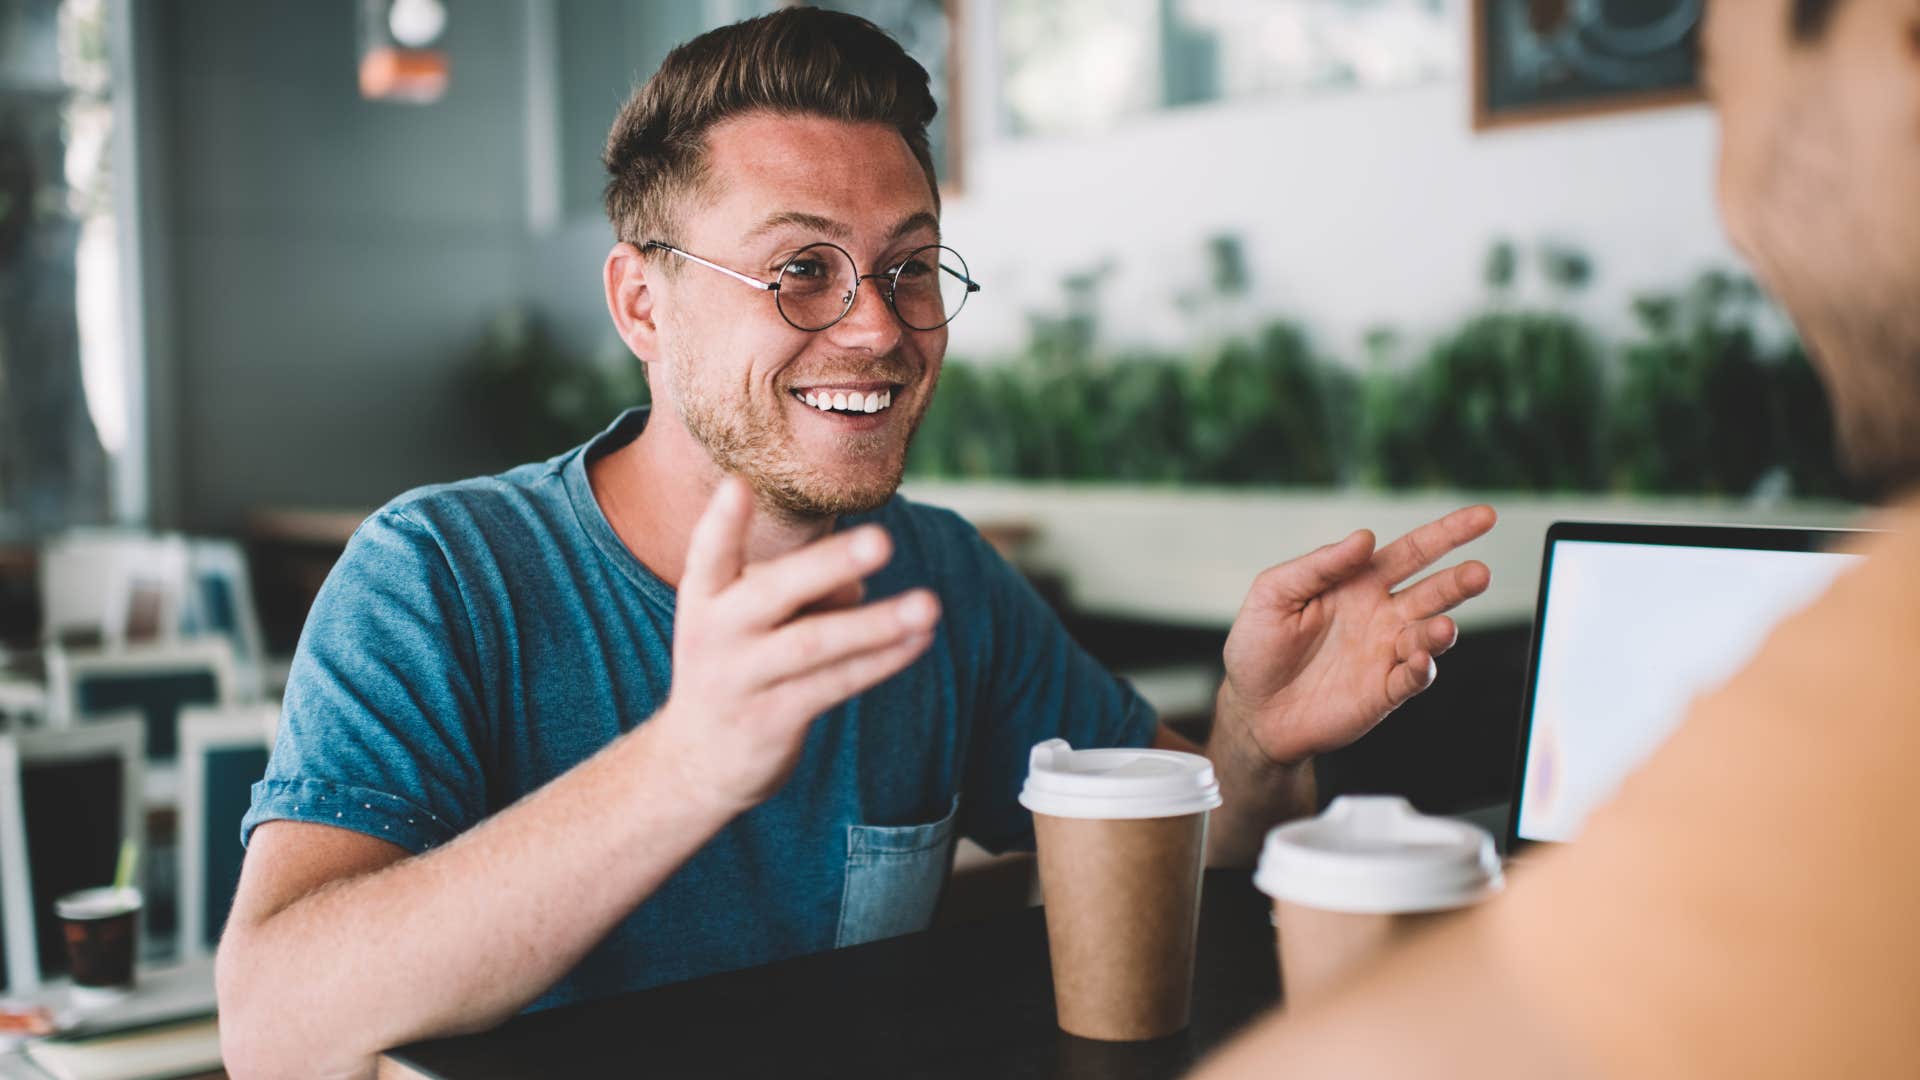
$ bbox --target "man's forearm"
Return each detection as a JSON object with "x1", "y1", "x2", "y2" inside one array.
[
  {"x1": 217, "y1": 720, "x2": 736, "y2": 1078},
  {"x1": 1201, "y1": 683, "x2": 1317, "y2": 867}
]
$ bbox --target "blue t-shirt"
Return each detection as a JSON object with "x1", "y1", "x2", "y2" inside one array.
[{"x1": 243, "y1": 408, "x2": 1157, "y2": 1009}]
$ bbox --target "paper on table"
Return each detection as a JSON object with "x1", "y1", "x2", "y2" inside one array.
[{"x1": 23, "y1": 1018, "x2": 220, "y2": 1080}]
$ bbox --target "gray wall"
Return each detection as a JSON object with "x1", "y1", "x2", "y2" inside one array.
[{"x1": 143, "y1": 0, "x2": 711, "y2": 530}]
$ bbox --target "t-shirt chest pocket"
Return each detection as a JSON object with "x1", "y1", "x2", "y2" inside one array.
[{"x1": 835, "y1": 794, "x2": 961, "y2": 948}]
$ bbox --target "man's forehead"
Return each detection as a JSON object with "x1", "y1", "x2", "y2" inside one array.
[{"x1": 697, "y1": 112, "x2": 939, "y2": 241}]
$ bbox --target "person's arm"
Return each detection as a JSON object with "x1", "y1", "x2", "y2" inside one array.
[
  {"x1": 217, "y1": 722, "x2": 744, "y2": 1078},
  {"x1": 1196, "y1": 512, "x2": 1920, "y2": 1080},
  {"x1": 1153, "y1": 711, "x2": 1314, "y2": 868},
  {"x1": 1183, "y1": 506, "x2": 1497, "y2": 867},
  {"x1": 1187, "y1": 898, "x2": 1591, "y2": 1080},
  {"x1": 217, "y1": 479, "x2": 941, "y2": 1078}
]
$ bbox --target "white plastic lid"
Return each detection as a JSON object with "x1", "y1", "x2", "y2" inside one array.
[
  {"x1": 55, "y1": 886, "x2": 143, "y2": 921},
  {"x1": 1018, "y1": 738, "x2": 1223, "y2": 820},
  {"x1": 1253, "y1": 796, "x2": 1502, "y2": 914}
]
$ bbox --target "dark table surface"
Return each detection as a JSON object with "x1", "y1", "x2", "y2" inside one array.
[{"x1": 383, "y1": 870, "x2": 1281, "y2": 1079}]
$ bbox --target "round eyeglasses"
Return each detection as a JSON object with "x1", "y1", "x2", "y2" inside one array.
[{"x1": 641, "y1": 240, "x2": 981, "y2": 332}]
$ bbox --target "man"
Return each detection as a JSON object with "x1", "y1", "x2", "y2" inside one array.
[
  {"x1": 1192, "y1": 1, "x2": 1920, "y2": 1076},
  {"x1": 214, "y1": 9, "x2": 1493, "y2": 1077}
]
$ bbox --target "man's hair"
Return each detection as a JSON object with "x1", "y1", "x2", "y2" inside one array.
[
  {"x1": 1792, "y1": 0, "x2": 1842, "y2": 39},
  {"x1": 602, "y1": 7, "x2": 939, "y2": 249}
]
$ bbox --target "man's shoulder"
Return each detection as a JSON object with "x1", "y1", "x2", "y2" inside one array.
[
  {"x1": 361, "y1": 453, "x2": 579, "y2": 551},
  {"x1": 1802, "y1": 498, "x2": 1920, "y2": 644},
  {"x1": 1853, "y1": 494, "x2": 1920, "y2": 581}
]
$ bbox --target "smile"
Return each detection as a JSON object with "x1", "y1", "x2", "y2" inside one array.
[{"x1": 790, "y1": 385, "x2": 899, "y2": 415}]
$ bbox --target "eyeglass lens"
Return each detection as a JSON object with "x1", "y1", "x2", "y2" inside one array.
[{"x1": 775, "y1": 243, "x2": 972, "y2": 332}]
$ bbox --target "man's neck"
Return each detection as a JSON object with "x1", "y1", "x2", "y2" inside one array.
[{"x1": 587, "y1": 414, "x2": 835, "y2": 590}]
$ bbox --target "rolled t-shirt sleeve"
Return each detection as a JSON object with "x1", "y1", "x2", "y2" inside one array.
[
  {"x1": 243, "y1": 508, "x2": 491, "y2": 855},
  {"x1": 950, "y1": 524, "x2": 1159, "y2": 853}
]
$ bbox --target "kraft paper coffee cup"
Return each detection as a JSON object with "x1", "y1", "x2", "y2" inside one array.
[
  {"x1": 1254, "y1": 796, "x2": 1502, "y2": 1006},
  {"x1": 55, "y1": 886, "x2": 142, "y2": 1005},
  {"x1": 1020, "y1": 738, "x2": 1222, "y2": 1041}
]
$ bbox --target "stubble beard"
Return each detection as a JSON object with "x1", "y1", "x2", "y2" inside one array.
[
  {"x1": 1799, "y1": 313, "x2": 1920, "y2": 501},
  {"x1": 1742, "y1": 91, "x2": 1920, "y2": 501},
  {"x1": 667, "y1": 338, "x2": 935, "y2": 521}
]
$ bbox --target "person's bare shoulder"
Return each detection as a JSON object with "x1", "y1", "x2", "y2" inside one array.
[{"x1": 1494, "y1": 497, "x2": 1920, "y2": 1077}]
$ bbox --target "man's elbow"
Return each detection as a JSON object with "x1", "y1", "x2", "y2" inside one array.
[{"x1": 215, "y1": 931, "x2": 379, "y2": 1080}]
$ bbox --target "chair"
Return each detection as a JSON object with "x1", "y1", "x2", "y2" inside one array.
[
  {"x1": 0, "y1": 736, "x2": 29, "y2": 994},
  {"x1": 38, "y1": 530, "x2": 192, "y2": 649},
  {"x1": 177, "y1": 703, "x2": 278, "y2": 961},
  {"x1": 45, "y1": 639, "x2": 238, "y2": 763},
  {"x1": 183, "y1": 539, "x2": 270, "y2": 702},
  {"x1": 0, "y1": 673, "x2": 48, "y2": 730},
  {"x1": 0, "y1": 718, "x2": 145, "y2": 993}
]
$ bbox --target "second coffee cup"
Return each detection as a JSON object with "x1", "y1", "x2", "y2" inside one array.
[
  {"x1": 54, "y1": 886, "x2": 143, "y2": 1006},
  {"x1": 1254, "y1": 796, "x2": 1502, "y2": 1007},
  {"x1": 1020, "y1": 738, "x2": 1222, "y2": 1042}
]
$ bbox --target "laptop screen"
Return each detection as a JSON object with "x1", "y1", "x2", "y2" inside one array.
[{"x1": 1511, "y1": 524, "x2": 1864, "y2": 848}]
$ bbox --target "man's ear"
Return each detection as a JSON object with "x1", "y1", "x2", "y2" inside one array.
[
  {"x1": 1899, "y1": 1, "x2": 1920, "y2": 143},
  {"x1": 605, "y1": 242, "x2": 660, "y2": 362},
  {"x1": 1909, "y1": 2, "x2": 1920, "y2": 75}
]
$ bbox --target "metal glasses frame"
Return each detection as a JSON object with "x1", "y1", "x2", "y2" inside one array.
[{"x1": 640, "y1": 240, "x2": 982, "y2": 332}]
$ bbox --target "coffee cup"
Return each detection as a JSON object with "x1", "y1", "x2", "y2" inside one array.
[
  {"x1": 55, "y1": 886, "x2": 142, "y2": 1004},
  {"x1": 1020, "y1": 738, "x2": 1222, "y2": 1041},
  {"x1": 1254, "y1": 796, "x2": 1501, "y2": 1007}
]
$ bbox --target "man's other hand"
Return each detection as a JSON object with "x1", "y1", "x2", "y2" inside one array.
[{"x1": 1217, "y1": 505, "x2": 1496, "y2": 767}]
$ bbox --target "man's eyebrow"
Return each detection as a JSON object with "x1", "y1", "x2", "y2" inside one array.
[
  {"x1": 743, "y1": 211, "x2": 850, "y2": 242},
  {"x1": 887, "y1": 211, "x2": 941, "y2": 243},
  {"x1": 740, "y1": 209, "x2": 941, "y2": 245}
]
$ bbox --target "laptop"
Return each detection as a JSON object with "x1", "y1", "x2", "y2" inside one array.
[{"x1": 1505, "y1": 521, "x2": 1867, "y2": 854}]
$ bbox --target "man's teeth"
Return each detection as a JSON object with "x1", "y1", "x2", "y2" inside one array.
[{"x1": 800, "y1": 389, "x2": 892, "y2": 414}]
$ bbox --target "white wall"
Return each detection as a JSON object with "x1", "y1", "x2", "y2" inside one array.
[
  {"x1": 939, "y1": 9, "x2": 1739, "y2": 362},
  {"x1": 142, "y1": 1, "x2": 570, "y2": 530}
]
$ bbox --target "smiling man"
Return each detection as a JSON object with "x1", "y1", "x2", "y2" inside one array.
[{"x1": 213, "y1": 9, "x2": 1493, "y2": 1077}]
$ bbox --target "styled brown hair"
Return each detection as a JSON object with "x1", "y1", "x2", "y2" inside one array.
[{"x1": 602, "y1": 7, "x2": 939, "y2": 249}]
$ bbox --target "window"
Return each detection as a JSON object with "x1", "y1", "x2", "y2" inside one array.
[
  {"x1": 0, "y1": 0, "x2": 125, "y2": 535},
  {"x1": 999, "y1": 0, "x2": 1460, "y2": 137}
]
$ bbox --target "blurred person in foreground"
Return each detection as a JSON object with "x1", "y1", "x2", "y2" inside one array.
[
  {"x1": 1192, "y1": 1, "x2": 1920, "y2": 1076},
  {"x1": 212, "y1": 9, "x2": 1497, "y2": 1076}
]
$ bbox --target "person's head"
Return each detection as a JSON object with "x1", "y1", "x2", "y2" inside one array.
[
  {"x1": 1705, "y1": 0, "x2": 1920, "y2": 497},
  {"x1": 601, "y1": 7, "x2": 954, "y2": 521}
]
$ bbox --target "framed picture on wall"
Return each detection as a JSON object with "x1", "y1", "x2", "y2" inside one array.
[
  {"x1": 1472, "y1": 0, "x2": 1704, "y2": 130},
  {"x1": 799, "y1": 0, "x2": 964, "y2": 194}
]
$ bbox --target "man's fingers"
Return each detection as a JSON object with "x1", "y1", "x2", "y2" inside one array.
[
  {"x1": 755, "y1": 588, "x2": 942, "y2": 683},
  {"x1": 728, "y1": 525, "x2": 894, "y2": 628},
  {"x1": 680, "y1": 476, "x2": 753, "y2": 600},
  {"x1": 777, "y1": 629, "x2": 937, "y2": 722},
  {"x1": 1372, "y1": 505, "x2": 1497, "y2": 587},
  {"x1": 1250, "y1": 530, "x2": 1376, "y2": 611},
  {"x1": 1395, "y1": 617, "x2": 1458, "y2": 663},
  {"x1": 1386, "y1": 651, "x2": 1438, "y2": 709},
  {"x1": 799, "y1": 580, "x2": 865, "y2": 617},
  {"x1": 1393, "y1": 560, "x2": 1491, "y2": 620}
]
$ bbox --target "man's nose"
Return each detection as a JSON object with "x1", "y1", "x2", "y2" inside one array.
[{"x1": 825, "y1": 275, "x2": 904, "y2": 353}]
